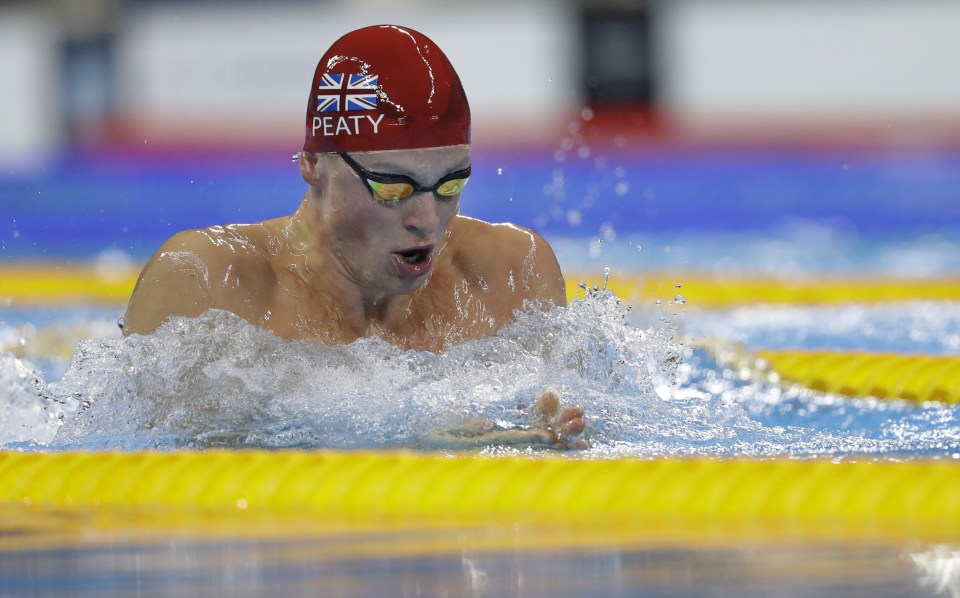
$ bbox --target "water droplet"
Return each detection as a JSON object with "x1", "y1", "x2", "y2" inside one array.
[
  {"x1": 497, "y1": 168, "x2": 503, "y2": 175},
  {"x1": 18, "y1": 337, "x2": 26, "y2": 347},
  {"x1": 580, "y1": 107, "x2": 594, "y2": 121},
  {"x1": 674, "y1": 295, "x2": 686, "y2": 305},
  {"x1": 614, "y1": 181, "x2": 629, "y2": 196},
  {"x1": 636, "y1": 244, "x2": 642, "y2": 252},
  {"x1": 655, "y1": 299, "x2": 662, "y2": 306},
  {"x1": 675, "y1": 283, "x2": 682, "y2": 289},
  {"x1": 12, "y1": 230, "x2": 19, "y2": 239},
  {"x1": 577, "y1": 146, "x2": 591, "y2": 159},
  {"x1": 588, "y1": 238, "x2": 602, "y2": 258}
]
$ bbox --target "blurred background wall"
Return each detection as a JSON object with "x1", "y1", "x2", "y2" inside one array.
[
  {"x1": 3, "y1": 0, "x2": 960, "y2": 163},
  {"x1": 3, "y1": 0, "x2": 960, "y2": 264}
]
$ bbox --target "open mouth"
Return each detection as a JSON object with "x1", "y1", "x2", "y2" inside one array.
[
  {"x1": 392, "y1": 245, "x2": 434, "y2": 278},
  {"x1": 395, "y1": 246, "x2": 432, "y2": 265}
]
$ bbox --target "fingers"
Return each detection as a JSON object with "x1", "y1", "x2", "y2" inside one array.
[
  {"x1": 555, "y1": 405, "x2": 586, "y2": 450},
  {"x1": 536, "y1": 398, "x2": 587, "y2": 451},
  {"x1": 558, "y1": 408, "x2": 585, "y2": 437}
]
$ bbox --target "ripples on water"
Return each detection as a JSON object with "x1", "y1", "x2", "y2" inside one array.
[{"x1": 1, "y1": 290, "x2": 959, "y2": 458}]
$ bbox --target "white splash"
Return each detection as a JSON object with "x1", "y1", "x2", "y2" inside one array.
[
  {"x1": 0, "y1": 353, "x2": 60, "y2": 445},
  {"x1": 2, "y1": 290, "x2": 959, "y2": 458}
]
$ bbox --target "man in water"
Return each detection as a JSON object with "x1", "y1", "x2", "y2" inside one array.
[{"x1": 123, "y1": 25, "x2": 585, "y2": 449}]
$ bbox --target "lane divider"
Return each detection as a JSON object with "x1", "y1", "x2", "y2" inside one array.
[
  {"x1": 0, "y1": 263, "x2": 138, "y2": 305},
  {"x1": 1, "y1": 451, "x2": 958, "y2": 544},
  {"x1": 570, "y1": 273, "x2": 960, "y2": 308},
  {"x1": 757, "y1": 350, "x2": 960, "y2": 404},
  {"x1": 5, "y1": 264, "x2": 960, "y2": 307}
]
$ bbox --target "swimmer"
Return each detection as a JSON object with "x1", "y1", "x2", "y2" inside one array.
[{"x1": 123, "y1": 25, "x2": 585, "y2": 450}]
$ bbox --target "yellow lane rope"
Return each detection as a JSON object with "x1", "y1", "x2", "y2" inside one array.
[
  {"x1": 0, "y1": 263, "x2": 138, "y2": 305},
  {"x1": 1, "y1": 451, "x2": 959, "y2": 546},
  {"x1": 4, "y1": 263, "x2": 960, "y2": 307},
  {"x1": 571, "y1": 273, "x2": 960, "y2": 308},
  {"x1": 758, "y1": 350, "x2": 960, "y2": 404}
]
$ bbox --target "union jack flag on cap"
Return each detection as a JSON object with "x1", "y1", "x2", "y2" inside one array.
[
  {"x1": 304, "y1": 25, "x2": 470, "y2": 153},
  {"x1": 317, "y1": 73, "x2": 379, "y2": 113}
]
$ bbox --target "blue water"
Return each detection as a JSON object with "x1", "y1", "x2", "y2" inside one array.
[
  {"x1": 4, "y1": 145, "x2": 960, "y2": 259},
  {"x1": 3, "y1": 146, "x2": 960, "y2": 597}
]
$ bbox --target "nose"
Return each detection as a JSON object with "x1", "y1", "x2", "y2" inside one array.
[{"x1": 402, "y1": 192, "x2": 441, "y2": 237}]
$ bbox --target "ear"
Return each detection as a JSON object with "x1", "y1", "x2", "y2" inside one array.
[{"x1": 299, "y1": 152, "x2": 322, "y2": 186}]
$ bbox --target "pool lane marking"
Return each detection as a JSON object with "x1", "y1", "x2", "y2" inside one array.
[
  {"x1": 696, "y1": 338, "x2": 960, "y2": 404},
  {"x1": 756, "y1": 350, "x2": 960, "y2": 404},
  {"x1": 1, "y1": 451, "x2": 958, "y2": 549},
  {"x1": 5, "y1": 264, "x2": 960, "y2": 306},
  {"x1": 569, "y1": 273, "x2": 960, "y2": 308},
  {"x1": 0, "y1": 263, "x2": 139, "y2": 305}
]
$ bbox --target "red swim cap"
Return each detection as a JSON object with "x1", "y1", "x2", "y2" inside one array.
[{"x1": 303, "y1": 25, "x2": 470, "y2": 153}]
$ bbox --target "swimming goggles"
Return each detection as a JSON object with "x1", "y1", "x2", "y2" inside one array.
[{"x1": 338, "y1": 152, "x2": 470, "y2": 203}]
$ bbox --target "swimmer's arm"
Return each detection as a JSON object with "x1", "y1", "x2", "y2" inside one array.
[
  {"x1": 521, "y1": 227, "x2": 567, "y2": 308},
  {"x1": 122, "y1": 231, "x2": 218, "y2": 335},
  {"x1": 492, "y1": 224, "x2": 566, "y2": 308},
  {"x1": 454, "y1": 217, "x2": 566, "y2": 308}
]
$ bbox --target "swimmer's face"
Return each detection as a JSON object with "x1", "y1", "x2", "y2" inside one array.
[{"x1": 313, "y1": 145, "x2": 469, "y2": 296}]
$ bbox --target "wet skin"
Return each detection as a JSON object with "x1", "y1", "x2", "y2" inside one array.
[{"x1": 123, "y1": 146, "x2": 585, "y2": 449}]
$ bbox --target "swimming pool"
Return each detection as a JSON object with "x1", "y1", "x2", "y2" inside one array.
[{"x1": 2, "y1": 145, "x2": 960, "y2": 595}]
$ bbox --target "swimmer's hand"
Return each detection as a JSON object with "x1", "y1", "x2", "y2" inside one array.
[{"x1": 416, "y1": 391, "x2": 587, "y2": 451}]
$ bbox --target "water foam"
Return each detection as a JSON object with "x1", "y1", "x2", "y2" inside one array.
[
  {"x1": 2, "y1": 290, "x2": 958, "y2": 457},
  {"x1": 0, "y1": 353, "x2": 60, "y2": 445},
  {"x1": 36, "y1": 290, "x2": 675, "y2": 450}
]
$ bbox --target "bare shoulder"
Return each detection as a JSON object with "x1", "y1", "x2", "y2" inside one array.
[
  {"x1": 123, "y1": 224, "x2": 276, "y2": 335},
  {"x1": 448, "y1": 216, "x2": 566, "y2": 307}
]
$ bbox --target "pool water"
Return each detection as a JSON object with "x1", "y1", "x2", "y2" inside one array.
[
  {"x1": 3, "y1": 145, "x2": 960, "y2": 595},
  {"x1": 3, "y1": 524, "x2": 957, "y2": 598}
]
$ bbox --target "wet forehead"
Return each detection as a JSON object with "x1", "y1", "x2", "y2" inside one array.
[{"x1": 348, "y1": 146, "x2": 471, "y2": 181}]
